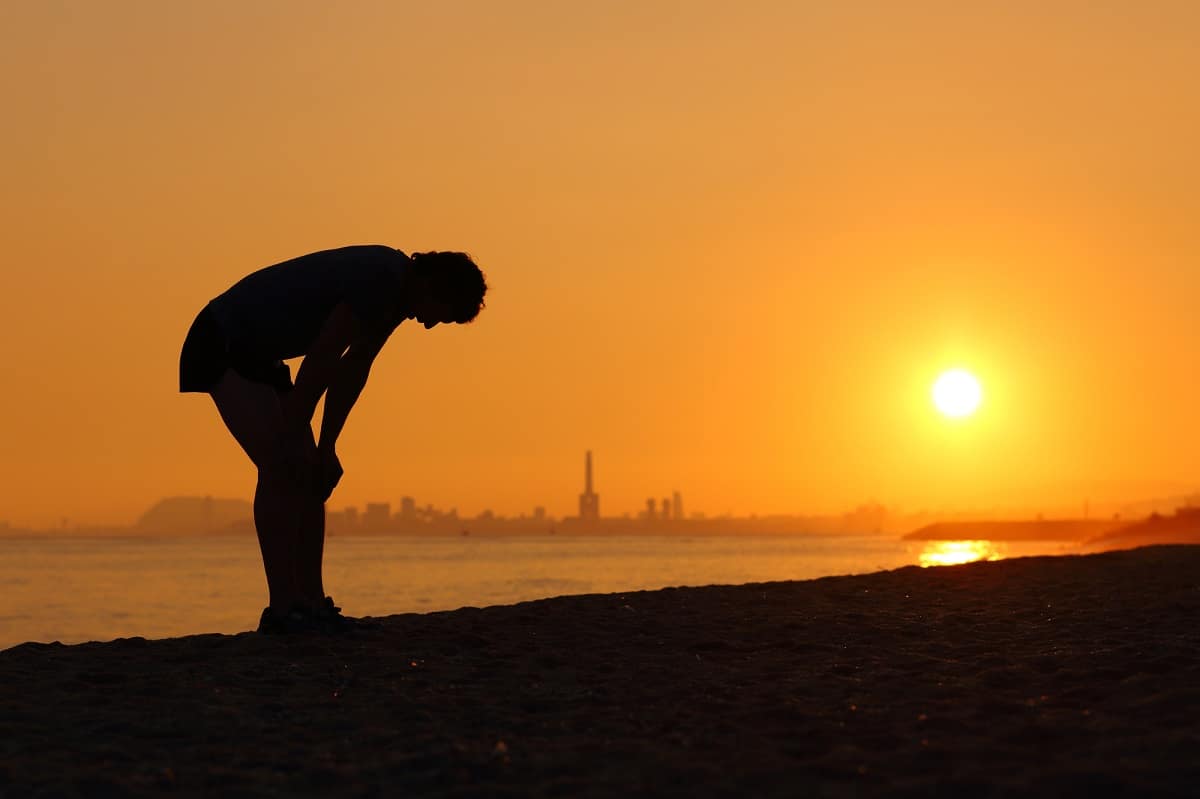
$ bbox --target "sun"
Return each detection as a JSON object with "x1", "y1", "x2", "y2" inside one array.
[{"x1": 932, "y1": 369, "x2": 982, "y2": 418}]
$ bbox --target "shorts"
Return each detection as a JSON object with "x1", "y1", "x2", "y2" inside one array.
[{"x1": 179, "y1": 306, "x2": 293, "y2": 394}]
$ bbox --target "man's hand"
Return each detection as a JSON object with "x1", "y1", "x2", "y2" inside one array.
[{"x1": 316, "y1": 447, "x2": 344, "y2": 502}]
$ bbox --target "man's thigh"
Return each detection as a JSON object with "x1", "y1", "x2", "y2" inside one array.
[{"x1": 209, "y1": 369, "x2": 289, "y2": 470}]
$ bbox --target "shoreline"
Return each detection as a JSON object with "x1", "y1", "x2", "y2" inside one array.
[
  {"x1": 3, "y1": 545, "x2": 1197, "y2": 796},
  {"x1": 0, "y1": 528, "x2": 901, "y2": 540}
]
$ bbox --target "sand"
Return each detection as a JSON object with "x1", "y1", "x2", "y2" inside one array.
[{"x1": 2, "y1": 545, "x2": 1198, "y2": 797}]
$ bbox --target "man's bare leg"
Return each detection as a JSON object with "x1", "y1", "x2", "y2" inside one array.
[
  {"x1": 254, "y1": 468, "x2": 307, "y2": 611},
  {"x1": 210, "y1": 369, "x2": 313, "y2": 613},
  {"x1": 296, "y1": 490, "x2": 327, "y2": 603}
]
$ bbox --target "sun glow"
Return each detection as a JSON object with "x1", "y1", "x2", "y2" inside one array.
[
  {"x1": 918, "y1": 540, "x2": 1004, "y2": 567},
  {"x1": 932, "y1": 369, "x2": 982, "y2": 418}
]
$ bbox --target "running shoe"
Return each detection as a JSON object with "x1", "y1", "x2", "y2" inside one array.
[{"x1": 256, "y1": 605, "x2": 313, "y2": 634}]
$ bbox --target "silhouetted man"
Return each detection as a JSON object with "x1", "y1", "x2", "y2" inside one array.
[{"x1": 180, "y1": 246, "x2": 487, "y2": 633}]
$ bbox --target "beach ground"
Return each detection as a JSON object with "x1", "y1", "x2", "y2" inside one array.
[{"x1": 2, "y1": 545, "x2": 1198, "y2": 797}]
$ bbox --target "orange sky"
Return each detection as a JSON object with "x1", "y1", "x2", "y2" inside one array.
[{"x1": 2, "y1": 2, "x2": 1198, "y2": 527}]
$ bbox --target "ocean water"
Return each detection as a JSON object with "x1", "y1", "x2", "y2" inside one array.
[{"x1": 0, "y1": 534, "x2": 1077, "y2": 650}]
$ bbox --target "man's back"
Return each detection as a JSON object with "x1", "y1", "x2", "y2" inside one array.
[{"x1": 207, "y1": 245, "x2": 409, "y2": 362}]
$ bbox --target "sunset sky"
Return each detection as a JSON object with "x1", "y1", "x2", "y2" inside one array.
[{"x1": 2, "y1": 1, "x2": 1198, "y2": 527}]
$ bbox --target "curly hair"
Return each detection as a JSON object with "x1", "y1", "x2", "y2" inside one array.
[{"x1": 409, "y1": 251, "x2": 487, "y2": 323}]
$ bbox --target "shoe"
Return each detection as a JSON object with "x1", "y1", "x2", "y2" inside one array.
[
  {"x1": 310, "y1": 596, "x2": 351, "y2": 633},
  {"x1": 313, "y1": 596, "x2": 378, "y2": 633},
  {"x1": 256, "y1": 605, "x2": 313, "y2": 634}
]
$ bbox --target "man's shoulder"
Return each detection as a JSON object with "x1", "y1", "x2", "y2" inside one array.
[
  {"x1": 342, "y1": 244, "x2": 401, "y2": 257},
  {"x1": 319, "y1": 244, "x2": 406, "y2": 263}
]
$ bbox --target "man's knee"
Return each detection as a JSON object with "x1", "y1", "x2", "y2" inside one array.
[{"x1": 257, "y1": 459, "x2": 318, "y2": 498}]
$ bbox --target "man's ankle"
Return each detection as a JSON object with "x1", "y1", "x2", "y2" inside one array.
[{"x1": 269, "y1": 598, "x2": 307, "y2": 614}]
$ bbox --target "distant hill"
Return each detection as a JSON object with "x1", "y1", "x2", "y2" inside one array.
[
  {"x1": 903, "y1": 519, "x2": 1125, "y2": 542},
  {"x1": 1084, "y1": 507, "x2": 1200, "y2": 549},
  {"x1": 134, "y1": 496, "x2": 252, "y2": 535}
]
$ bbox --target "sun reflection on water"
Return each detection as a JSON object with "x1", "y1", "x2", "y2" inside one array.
[{"x1": 918, "y1": 540, "x2": 1005, "y2": 567}]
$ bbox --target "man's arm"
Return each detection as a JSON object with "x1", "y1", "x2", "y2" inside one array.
[
  {"x1": 316, "y1": 325, "x2": 391, "y2": 453},
  {"x1": 281, "y1": 302, "x2": 360, "y2": 431}
]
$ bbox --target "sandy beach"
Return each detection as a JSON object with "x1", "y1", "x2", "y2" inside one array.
[{"x1": 2, "y1": 544, "x2": 1197, "y2": 797}]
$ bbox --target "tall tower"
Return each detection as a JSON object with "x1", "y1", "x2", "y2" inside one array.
[{"x1": 578, "y1": 450, "x2": 600, "y2": 521}]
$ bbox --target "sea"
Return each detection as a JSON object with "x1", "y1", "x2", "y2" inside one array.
[{"x1": 0, "y1": 534, "x2": 1078, "y2": 650}]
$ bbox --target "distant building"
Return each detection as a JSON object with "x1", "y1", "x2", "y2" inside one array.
[
  {"x1": 645, "y1": 498, "x2": 657, "y2": 520},
  {"x1": 578, "y1": 450, "x2": 600, "y2": 521},
  {"x1": 363, "y1": 502, "x2": 391, "y2": 533},
  {"x1": 326, "y1": 506, "x2": 359, "y2": 535},
  {"x1": 534, "y1": 506, "x2": 546, "y2": 520},
  {"x1": 672, "y1": 491, "x2": 683, "y2": 521}
]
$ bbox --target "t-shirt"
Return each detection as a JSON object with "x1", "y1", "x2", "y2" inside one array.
[{"x1": 206, "y1": 245, "x2": 409, "y2": 363}]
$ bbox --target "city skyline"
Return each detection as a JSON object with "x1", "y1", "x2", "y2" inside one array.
[{"x1": 3, "y1": 447, "x2": 1195, "y2": 536}]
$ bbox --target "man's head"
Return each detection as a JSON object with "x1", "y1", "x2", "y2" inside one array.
[{"x1": 407, "y1": 251, "x2": 487, "y2": 328}]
